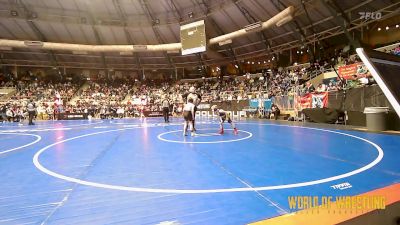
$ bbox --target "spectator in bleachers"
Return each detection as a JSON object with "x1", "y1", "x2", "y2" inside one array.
[
  {"x1": 305, "y1": 82, "x2": 315, "y2": 93},
  {"x1": 316, "y1": 83, "x2": 327, "y2": 92}
]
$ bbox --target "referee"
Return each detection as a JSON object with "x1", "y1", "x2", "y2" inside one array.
[
  {"x1": 183, "y1": 86, "x2": 201, "y2": 131},
  {"x1": 27, "y1": 99, "x2": 36, "y2": 125},
  {"x1": 162, "y1": 96, "x2": 170, "y2": 123}
]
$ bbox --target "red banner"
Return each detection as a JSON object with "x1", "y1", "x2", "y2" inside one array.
[
  {"x1": 297, "y1": 92, "x2": 328, "y2": 109},
  {"x1": 298, "y1": 94, "x2": 312, "y2": 109},
  {"x1": 338, "y1": 63, "x2": 369, "y2": 80}
]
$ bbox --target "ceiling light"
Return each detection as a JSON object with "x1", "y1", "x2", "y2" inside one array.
[
  {"x1": 0, "y1": 46, "x2": 12, "y2": 51},
  {"x1": 385, "y1": 26, "x2": 389, "y2": 30},
  {"x1": 377, "y1": 27, "x2": 381, "y2": 31},
  {"x1": 276, "y1": 15, "x2": 293, "y2": 27},
  {"x1": 396, "y1": 24, "x2": 399, "y2": 28},
  {"x1": 73, "y1": 51, "x2": 88, "y2": 55},
  {"x1": 10, "y1": 10, "x2": 18, "y2": 17},
  {"x1": 24, "y1": 41, "x2": 43, "y2": 47},
  {"x1": 167, "y1": 50, "x2": 180, "y2": 54},
  {"x1": 244, "y1": 22, "x2": 262, "y2": 32},
  {"x1": 188, "y1": 12, "x2": 194, "y2": 18},
  {"x1": 120, "y1": 52, "x2": 133, "y2": 56},
  {"x1": 218, "y1": 39, "x2": 232, "y2": 46}
]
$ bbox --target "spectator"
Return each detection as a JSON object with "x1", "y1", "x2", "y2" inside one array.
[
  {"x1": 271, "y1": 104, "x2": 280, "y2": 120},
  {"x1": 305, "y1": 82, "x2": 315, "y2": 93},
  {"x1": 316, "y1": 83, "x2": 327, "y2": 92},
  {"x1": 27, "y1": 99, "x2": 36, "y2": 125}
]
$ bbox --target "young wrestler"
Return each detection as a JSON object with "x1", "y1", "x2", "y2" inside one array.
[
  {"x1": 182, "y1": 98, "x2": 196, "y2": 136},
  {"x1": 211, "y1": 105, "x2": 238, "y2": 135}
]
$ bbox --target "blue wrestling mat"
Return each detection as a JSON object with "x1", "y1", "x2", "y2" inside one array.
[{"x1": 0, "y1": 118, "x2": 399, "y2": 224}]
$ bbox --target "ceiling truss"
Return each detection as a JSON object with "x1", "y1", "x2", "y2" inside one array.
[{"x1": 0, "y1": 0, "x2": 398, "y2": 69}]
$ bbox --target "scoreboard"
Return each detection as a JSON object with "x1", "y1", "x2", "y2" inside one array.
[{"x1": 180, "y1": 20, "x2": 206, "y2": 55}]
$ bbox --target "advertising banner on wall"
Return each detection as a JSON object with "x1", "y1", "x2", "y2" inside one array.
[
  {"x1": 57, "y1": 113, "x2": 88, "y2": 120},
  {"x1": 297, "y1": 92, "x2": 329, "y2": 109},
  {"x1": 143, "y1": 111, "x2": 172, "y2": 117},
  {"x1": 196, "y1": 100, "x2": 248, "y2": 118},
  {"x1": 338, "y1": 63, "x2": 369, "y2": 80}
]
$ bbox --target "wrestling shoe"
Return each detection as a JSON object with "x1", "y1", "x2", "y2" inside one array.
[
  {"x1": 191, "y1": 131, "x2": 196, "y2": 136},
  {"x1": 218, "y1": 129, "x2": 224, "y2": 134},
  {"x1": 233, "y1": 128, "x2": 238, "y2": 135}
]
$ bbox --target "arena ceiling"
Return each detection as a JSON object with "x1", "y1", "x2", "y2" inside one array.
[{"x1": 0, "y1": 0, "x2": 399, "y2": 71}]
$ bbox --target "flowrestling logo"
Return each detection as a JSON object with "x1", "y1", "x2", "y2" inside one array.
[{"x1": 359, "y1": 12, "x2": 382, "y2": 20}]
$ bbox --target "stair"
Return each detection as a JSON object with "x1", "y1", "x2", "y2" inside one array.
[
  {"x1": 121, "y1": 94, "x2": 131, "y2": 104},
  {"x1": 68, "y1": 82, "x2": 90, "y2": 105},
  {"x1": 0, "y1": 87, "x2": 16, "y2": 101}
]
